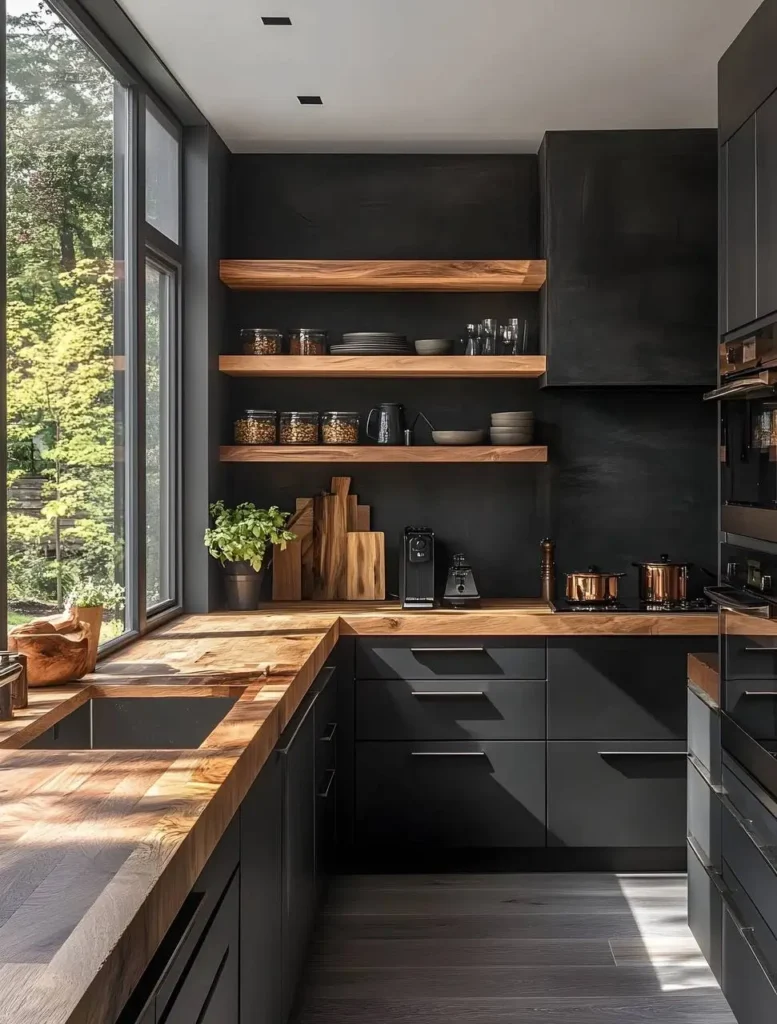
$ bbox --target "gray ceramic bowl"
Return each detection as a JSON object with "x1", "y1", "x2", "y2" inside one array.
[
  {"x1": 491, "y1": 411, "x2": 534, "y2": 425},
  {"x1": 415, "y1": 338, "x2": 455, "y2": 355},
  {"x1": 432, "y1": 429, "x2": 487, "y2": 445}
]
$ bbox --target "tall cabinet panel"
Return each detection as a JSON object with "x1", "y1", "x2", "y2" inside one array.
[
  {"x1": 724, "y1": 116, "x2": 757, "y2": 333},
  {"x1": 757, "y1": 90, "x2": 777, "y2": 321}
]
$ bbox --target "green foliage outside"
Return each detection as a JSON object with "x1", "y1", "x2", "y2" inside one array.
[{"x1": 6, "y1": 2, "x2": 124, "y2": 635}]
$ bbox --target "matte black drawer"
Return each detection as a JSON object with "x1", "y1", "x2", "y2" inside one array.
[
  {"x1": 355, "y1": 637, "x2": 546, "y2": 680},
  {"x1": 721, "y1": 795, "x2": 777, "y2": 945},
  {"x1": 688, "y1": 757, "x2": 721, "y2": 865},
  {"x1": 547, "y1": 638, "x2": 690, "y2": 740},
  {"x1": 722, "y1": 899, "x2": 777, "y2": 1024},
  {"x1": 355, "y1": 678, "x2": 546, "y2": 741},
  {"x1": 687, "y1": 838, "x2": 723, "y2": 983},
  {"x1": 724, "y1": 627, "x2": 777, "y2": 683},
  {"x1": 688, "y1": 686, "x2": 720, "y2": 782},
  {"x1": 315, "y1": 670, "x2": 338, "y2": 783},
  {"x1": 547, "y1": 741, "x2": 687, "y2": 847},
  {"x1": 355, "y1": 741, "x2": 546, "y2": 848}
]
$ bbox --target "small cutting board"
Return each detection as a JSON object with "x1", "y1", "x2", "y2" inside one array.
[{"x1": 345, "y1": 531, "x2": 386, "y2": 600}]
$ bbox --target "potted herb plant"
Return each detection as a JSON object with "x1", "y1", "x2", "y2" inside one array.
[
  {"x1": 66, "y1": 580, "x2": 125, "y2": 672},
  {"x1": 204, "y1": 501, "x2": 296, "y2": 610}
]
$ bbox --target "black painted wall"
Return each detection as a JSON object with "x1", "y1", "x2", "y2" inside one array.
[{"x1": 219, "y1": 154, "x2": 716, "y2": 601}]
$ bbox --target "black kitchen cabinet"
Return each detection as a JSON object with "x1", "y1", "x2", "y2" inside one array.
[
  {"x1": 162, "y1": 872, "x2": 240, "y2": 1024},
  {"x1": 539, "y1": 129, "x2": 717, "y2": 386},
  {"x1": 547, "y1": 740, "x2": 687, "y2": 848},
  {"x1": 757, "y1": 90, "x2": 777, "y2": 321},
  {"x1": 278, "y1": 690, "x2": 318, "y2": 1022},
  {"x1": 355, "y1": 637, "x2": 546, "y2": 681},
  {"x1": 723, "y1": 116, "x2": 757, "y2": 333},
  {"x1": 315, "y1": 668, "x2": 338, "y2": 893},
  {"x1": 547, "y1": 637, "x2": 691, "y2": 741},
  {"x1": 355, "y1": 740, "x2": 546, "y2": 850},
  {"x1": 240, "y1": 751, "x2": 283, "y2": 1024}
]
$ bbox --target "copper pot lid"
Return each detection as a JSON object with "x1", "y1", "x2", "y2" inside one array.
[
  {"x1": 567, "y1": 565, "x2": 625, "y2": 578},
  {"x1": 633, "y1": 553, "x2": 690, "y2": 569}
]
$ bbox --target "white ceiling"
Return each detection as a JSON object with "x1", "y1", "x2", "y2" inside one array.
[{"x1": 119, "y1": 0, "x2": 760, "y2": 153}]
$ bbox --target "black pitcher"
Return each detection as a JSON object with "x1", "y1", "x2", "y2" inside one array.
[{"x1": 366, "y1": 403, "x2": 405, "y2": 445}]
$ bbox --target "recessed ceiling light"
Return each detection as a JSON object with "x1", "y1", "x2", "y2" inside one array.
[
  {"x1": 261, "y1": 15, "x2": 292, "y2": 25},
  {"x1": 297, "y1": 95, "x2": 323, "y2": 105}
]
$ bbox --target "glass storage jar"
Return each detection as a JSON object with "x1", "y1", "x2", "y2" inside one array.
[
  {"x1": 234, "y1": 410, "x2": 277, "y2": 445},
  {"x1": 321, "y1": 411, "x2": 360, "y2": 445},
  {"x1": 288, "y1": 328, "x2": 327, "y2": 355},
  {"x1": 279, "y1": 411, "x2": 319, "y2": 445},
  {"x1": 240, "y1": 328, "x2": 282, "y2": 355}
]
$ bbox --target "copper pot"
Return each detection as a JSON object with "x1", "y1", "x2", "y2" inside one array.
[
  {"x1": 565, "y1": 567, "x2": 625, "y2": 603},
  {"x1": 632, "y1": 554, "x2": 689, "y2": 604}
]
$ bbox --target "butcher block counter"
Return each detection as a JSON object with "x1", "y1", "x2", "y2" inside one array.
[{"x1": 0, "y1": 600, "x2": 715, "y2": 1024}]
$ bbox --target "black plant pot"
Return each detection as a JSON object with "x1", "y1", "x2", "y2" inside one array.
[{"x1": 223, "y1": 562, "x2": 265, "y2": 611}]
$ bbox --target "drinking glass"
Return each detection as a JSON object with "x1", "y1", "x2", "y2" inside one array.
[
  {"x1": 500, "y1": 318, "x2": 528, "y2": 355},
  {"x1": 480, "y1": 318, "x2": 498, "y2": 356},
  {"x1": 463, "y1": 323, "x2": 480, "y2": 356}
]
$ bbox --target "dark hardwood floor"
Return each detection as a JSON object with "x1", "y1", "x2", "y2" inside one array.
[{"x1": 294, "y1": 873, "x2": 735, "y2": 1023}]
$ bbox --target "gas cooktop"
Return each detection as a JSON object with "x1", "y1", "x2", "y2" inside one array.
[{"x1": 551, "y1": 598, "x2": 714, "y2": 614}]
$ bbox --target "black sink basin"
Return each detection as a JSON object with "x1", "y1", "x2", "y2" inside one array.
[{"x1": 25, "y1": 696, "x2": 238, "y2": 750}]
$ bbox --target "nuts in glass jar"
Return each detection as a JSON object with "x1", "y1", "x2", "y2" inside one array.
[
  {"x1": 289, "y1": 328, "x2": 327, "y2": 355},
  {"x1": 321, "y1": 411, "x2": 359, "y2": 445},
  {"x1": 240, "y1": 328, "x2": 282, "y2": 355},
  {"x1": 279, "y1": 411, "x2": 319, "y2": 445},
  {"x1": 234, "y1": 410, "x2": 277, "y2": 444}
]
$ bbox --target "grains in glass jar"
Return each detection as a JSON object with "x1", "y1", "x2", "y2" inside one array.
[
  {"x1": 321, "y1": 411, "x2": 359, "y2": 445},
  {"x1": 279, "y1": 411, "x2": 319, "y2": 445},
  {"x1": 240, "y1": 328, "x2": 282, "y2": 355},
  {"x1": 234, "y1": 410, "x2": 277, "y2": 444},
  {"x1": 288, "y1": 328, "x2": 328, "y2": 355}
]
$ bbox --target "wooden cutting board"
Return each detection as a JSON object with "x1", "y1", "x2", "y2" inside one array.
[
  {"x1": 295, "y1": 497, "x2": 314, "y2": 598},
  {"x1": 345, "y1": 531, "x2": 386, "y2": 600},
  {"x1": 313, "y1": 481, "x2": 350, "y2": 600}
]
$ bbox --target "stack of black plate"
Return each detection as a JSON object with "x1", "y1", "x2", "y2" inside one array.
[{"x1": 330, "y1": 332, "x2": 411, "y2": 355}]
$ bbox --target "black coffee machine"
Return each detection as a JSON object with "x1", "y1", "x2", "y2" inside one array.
[{"x1": 400, "y1": 527, "x2": 435, "y2": 609}]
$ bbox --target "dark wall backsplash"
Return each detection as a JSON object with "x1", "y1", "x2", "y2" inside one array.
[{"x1": 217, "y1": 152, "x2": 717, "y2": 604}]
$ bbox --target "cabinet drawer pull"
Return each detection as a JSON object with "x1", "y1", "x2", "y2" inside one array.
[
  {"x1": 743, "y1": 691, "x2": 777, "y2": 696},
  {"x1": 723, "y1": 902, "x2": 777, "y2": 998},
  {"x1": 411, "y1": 750, "x2": 487, "y2": 757},
  {"x1": 410, "y1": 690, "x2": 486, "y2": 698},
  {"x1": 409, "y1": 647, "x2": 486, "y2": 654},
  {"x1": 597, "y1": 750, "x2": 688, "y2": 757},
  {"x1": 320, "y1": 721, "x2": 337, "y2": 741},
  {"x1": 318, "y1": 768, "x2": 336, "y2": 799},
  {"x1": 744, "y1": 647, "x2": 777, "y2": 653}
]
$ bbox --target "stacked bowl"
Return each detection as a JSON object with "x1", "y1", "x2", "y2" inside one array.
[{"x1": 490, "y1": 411, "x2": 534, "y2": 446}]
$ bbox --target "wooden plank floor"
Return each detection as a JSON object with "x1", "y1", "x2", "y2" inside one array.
[{"x1": 294, "y1": 873, "x2": 735, "y2": 1024}]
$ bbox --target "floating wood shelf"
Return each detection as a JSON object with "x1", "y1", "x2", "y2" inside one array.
[
  {"x1": 220, "y1": 445, "x2": 548, "y2": 464},
  {"x1": 219, "y1": 259, "x2": 547, "y2": 292},
  {"x1": 219, "y1": 355, "x2": 547, "y2": 378}
]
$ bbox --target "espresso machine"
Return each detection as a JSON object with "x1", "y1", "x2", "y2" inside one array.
[{"x1": 399, "y1": 527, "x2": 435, "y2": 608}]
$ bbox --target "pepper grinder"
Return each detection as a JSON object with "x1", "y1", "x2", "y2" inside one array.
[{"x1": 540, "y1": 538, "x2": 556, "y2": 602}]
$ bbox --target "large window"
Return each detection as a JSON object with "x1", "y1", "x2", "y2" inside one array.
[{"x1": 4, "y1": 1, "x2": 182, "y2": 648}]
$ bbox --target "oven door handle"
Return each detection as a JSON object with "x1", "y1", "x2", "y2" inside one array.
[{"x1": 704, "y1": 587, "x2": 772, "y2": 617}]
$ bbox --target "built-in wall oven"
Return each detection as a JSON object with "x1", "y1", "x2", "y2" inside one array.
[
  {"x1": 707, "y1": 319, "x2": 777, "y2": 543},
  {"x1": 707, "y1": 544, "x2": 777, "y2": 802}
]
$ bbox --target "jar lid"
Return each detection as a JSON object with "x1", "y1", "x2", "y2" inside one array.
[
  {"x1": 290, "y1": 327, "x2": 327, "y2": 334},
  {"x1": 240, "y1": 327, "x2": 281, "y2": 334},
  {"x1": 282, "y1": 410, "x2": 319, "y2": 416},
  {"x1": 323, "y1": 410, "x2": 359, "y2": 416},
  {"x1": 243, "y1": 409, "x2": 277, "y2": 415}
]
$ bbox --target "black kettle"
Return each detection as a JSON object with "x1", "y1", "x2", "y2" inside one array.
[{"x1": 366, "y1": 403, "x2": 405, "y2": 445}]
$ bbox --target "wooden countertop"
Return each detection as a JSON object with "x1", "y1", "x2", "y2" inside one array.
[
  {"x1": 688, "y1": 651, "x2": 720, "y2": 708},
  {"x1": 0, "y1": 601, "x2": 716, "y2": 1024}
]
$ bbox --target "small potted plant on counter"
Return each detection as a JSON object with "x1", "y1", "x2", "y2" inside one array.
[
  {"x1": 67, "y1": 580, "x2": 125, "y2": 672},
  {"x1": 204, "y1": 500, "x2": 296, "y2": 610}
]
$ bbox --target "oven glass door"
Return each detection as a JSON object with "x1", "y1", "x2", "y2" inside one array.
[{"x1": 722, "y1": 397, "x2": 777, "y2": 509}]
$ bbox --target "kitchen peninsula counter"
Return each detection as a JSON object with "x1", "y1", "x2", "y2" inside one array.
[{"x1": 0, "y1": 601, "x2": 715, "y2": 1024}]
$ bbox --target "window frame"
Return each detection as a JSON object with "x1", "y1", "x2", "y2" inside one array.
[{"x1": 2, "y1": 0, "x2": 185, "y2": 653}]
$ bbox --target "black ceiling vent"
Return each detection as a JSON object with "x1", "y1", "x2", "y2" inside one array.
[
  {"x1": 297, "y1": 95, "x2": 323, "y2": 105},
  {"x1": 261, "y1": 15, "x2": 292, "y2": 24}
]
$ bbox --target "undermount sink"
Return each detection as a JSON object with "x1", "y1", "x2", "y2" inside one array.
[{"x1": 25, "y1": 696, "x2": 238, "y2": 750}]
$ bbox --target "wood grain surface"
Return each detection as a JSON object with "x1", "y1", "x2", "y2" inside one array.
[
  {"x1": 220, "y1": 445, "x2": 549, "y2": 463},
  {"x1": 0, "y1": 603, "x2": 715, "y2": 1024},
  {"x1": 687, "y1": 652, "x2": 720, "y2": 707},
  {"x1": 218, "y1": 258, "x2": 547, "y2": 292},
  {"x1": 218, "y1": 355, "x2": 547, "y2": 378},
  {"x1": 345, "y1": 533, "x2": 386, "y2": 600}
]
